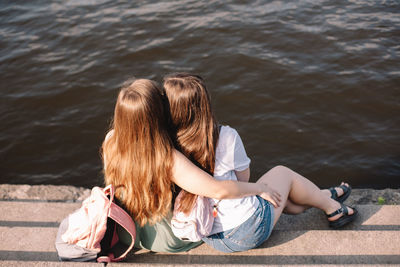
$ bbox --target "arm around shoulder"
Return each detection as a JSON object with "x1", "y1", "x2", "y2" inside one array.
[{"x1": 171, "y1": 150, "x2": 262, "y2": 200}]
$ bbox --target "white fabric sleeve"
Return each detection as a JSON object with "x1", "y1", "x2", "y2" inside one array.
[{"x1": 232, "y1": 128, "x2": 251, "y2": 171}]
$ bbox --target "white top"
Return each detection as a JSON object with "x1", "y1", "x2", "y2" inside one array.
[{"x1": 210, "y1": 125, "x2": 259, "y2": 234}]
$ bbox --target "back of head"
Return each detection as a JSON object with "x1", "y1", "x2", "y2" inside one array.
[
  {"x1": 163, "y1": 73, "x2": 219, "y2": 213},
  {"x1": 163, "y1": 73, "x2": 211, "y2": 129},
  {"x1": 102, "y1": 78, "x2": 174, "y2": 226},
  {"x1": 113, "y1": 79, "x2": 168, "y2": 145}
]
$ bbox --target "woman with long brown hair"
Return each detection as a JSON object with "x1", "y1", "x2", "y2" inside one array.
[
  {"x1": 101, "y1": 78, "x2": 281, "y2": 252},
  {"x1": 163, "y1": 73, "x2": 357, "y2": 252}
]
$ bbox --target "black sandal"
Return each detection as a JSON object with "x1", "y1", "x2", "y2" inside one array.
[
  {"x1": 326, "y1": 203, "x2": 358, "y2": 229},
  {"x1": 329, "y1": 183, "x2": 351, "y2": 203}
]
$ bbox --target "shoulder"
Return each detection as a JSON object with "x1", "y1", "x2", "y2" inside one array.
[
  {"x1": 219, "y1": 125, "x2": 240, "y2": 140},
  {"x1": 172, "y1": 149, "x2": 184, "y2": 163},
  {"x1": 216, "y1": 125, "x2": 241, "y2": 154},
  {"x1": 105, "y1": 130, "x2": 114, "y2": 141},
  {"x1": 172, "y1": 149, "x2": 193, "y2": 173},
  {"x1": 218, "y1": 125, "x2": 241, "y2": 145}
]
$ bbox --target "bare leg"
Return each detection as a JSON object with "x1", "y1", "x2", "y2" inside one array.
[
  {"x1": 283, "y1": 182, "x2": 350, "y2": 214},
  {"x1": 256, "y1": 165, "x2": 354, "y2": 226},
  {"x1": 283, "y1": 199, "x2": 309, "y2": 215}
]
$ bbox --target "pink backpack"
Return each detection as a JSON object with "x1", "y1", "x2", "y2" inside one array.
[
  {"x1": 171, "y1": 191, "x2": 218, "y2": 242},
  {"x1": 55, "y1": 185, "x2": 136, "y2": 262}
]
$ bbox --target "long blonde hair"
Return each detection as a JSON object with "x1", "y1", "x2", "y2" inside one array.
[
  {"x1": 163, "y1": 73, "x2": 219, "y2": 214},
  {"x1": 102, "y1": 79, "x2": 174, "y2": 226}
]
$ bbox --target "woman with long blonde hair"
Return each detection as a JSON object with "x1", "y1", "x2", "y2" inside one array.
[
  {"x1": 101, "y1": 78, "x2": 281, "y2": 252},
  {"x1": 163, "y1": 73, "x2": 357, "y2": 252}
]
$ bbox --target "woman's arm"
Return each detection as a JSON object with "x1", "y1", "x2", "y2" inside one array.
[{"x1": 171, "y1": 150, "x2": 280, "y2": 206}]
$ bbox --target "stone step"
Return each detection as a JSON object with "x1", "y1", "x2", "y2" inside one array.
[
  {"x1": 2, "y1": 201, "x2": 399, "y2": 228},
  {"x1": 0, "y1": 201, "x2": 399, "y2": 265},
  {"x1": 2, "y1": 201, "x2": 399, "y2": 230},
  {"x1": 1, "y1": 262, "x2": 397, "y2": 267}
]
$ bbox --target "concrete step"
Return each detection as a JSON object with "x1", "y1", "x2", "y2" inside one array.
[
  {"x1": 0, "y1": 201, "x2": 399, "y2": 265},
  {"x1": 1, "y1": 262, "x2": 398, "y2": 267}
]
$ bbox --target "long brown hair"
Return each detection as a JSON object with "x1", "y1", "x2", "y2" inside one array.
[
  {"x1": 102, "y1": 79, "x2": 174, "y2": 226},
  {"x1": 163, "y1": 73, "x2": 219, "y2": 214}
]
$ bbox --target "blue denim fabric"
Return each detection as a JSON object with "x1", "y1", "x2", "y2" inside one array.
[{"x1": 202, "y1": 196, "x2": 274, "y2": 253}]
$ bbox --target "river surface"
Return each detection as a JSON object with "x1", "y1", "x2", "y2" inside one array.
[{"x1": 1, "y1": 0, "x2": 399, "y2": 189}]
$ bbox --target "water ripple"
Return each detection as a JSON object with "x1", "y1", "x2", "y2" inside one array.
[{"x1": 1, "y1": 0, "x2": 399, "y2": 188}]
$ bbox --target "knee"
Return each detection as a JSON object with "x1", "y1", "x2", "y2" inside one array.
[
  {"x1": 270, "y1": 165, "x2": 295, "y2": 180},
  {"x1": 270, "y1": 165, "x2": 290, "y2": 173}
]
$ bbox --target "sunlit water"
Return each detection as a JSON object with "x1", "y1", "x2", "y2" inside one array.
[{"x1": 1, "y1": 0, "x2": 399, "y2": 189}]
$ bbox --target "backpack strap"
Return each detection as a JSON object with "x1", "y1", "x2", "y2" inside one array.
[
  {"x1": 103, "y1": 184, "x2": 115, "y2": 204},
  {"x1": 97, "y1": 185, "x2": 136, "y2": 263},
  {"x1": 109, "y1": 202, "x2": 136, "y2": 258},
  {"x1": 99, "y1": 201, "x2": 136, "y2": 262}
]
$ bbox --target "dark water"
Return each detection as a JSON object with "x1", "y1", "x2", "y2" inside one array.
[{"x1": 1, "y1": 1, "x2": 399, "y2": 189}]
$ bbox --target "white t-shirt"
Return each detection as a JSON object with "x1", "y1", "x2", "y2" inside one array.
[{"x1": 210, "y1": 125, "x2": 259, "y2": 234}]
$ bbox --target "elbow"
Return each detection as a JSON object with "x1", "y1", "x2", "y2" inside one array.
[
  {"x1": 212, "y1": 183, "x2": 232, "y2": 200},
  {"x1": 213, "y1": 190, "x2": 228, "y2": 200}
]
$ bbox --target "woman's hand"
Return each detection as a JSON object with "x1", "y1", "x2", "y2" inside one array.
[{"x1": 258, "y1": 183, "x2": 282, "y2": 208}]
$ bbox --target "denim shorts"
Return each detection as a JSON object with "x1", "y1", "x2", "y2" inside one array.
[{"x1": 202, "y1": 196, "x2": 274, "y2": 253}]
